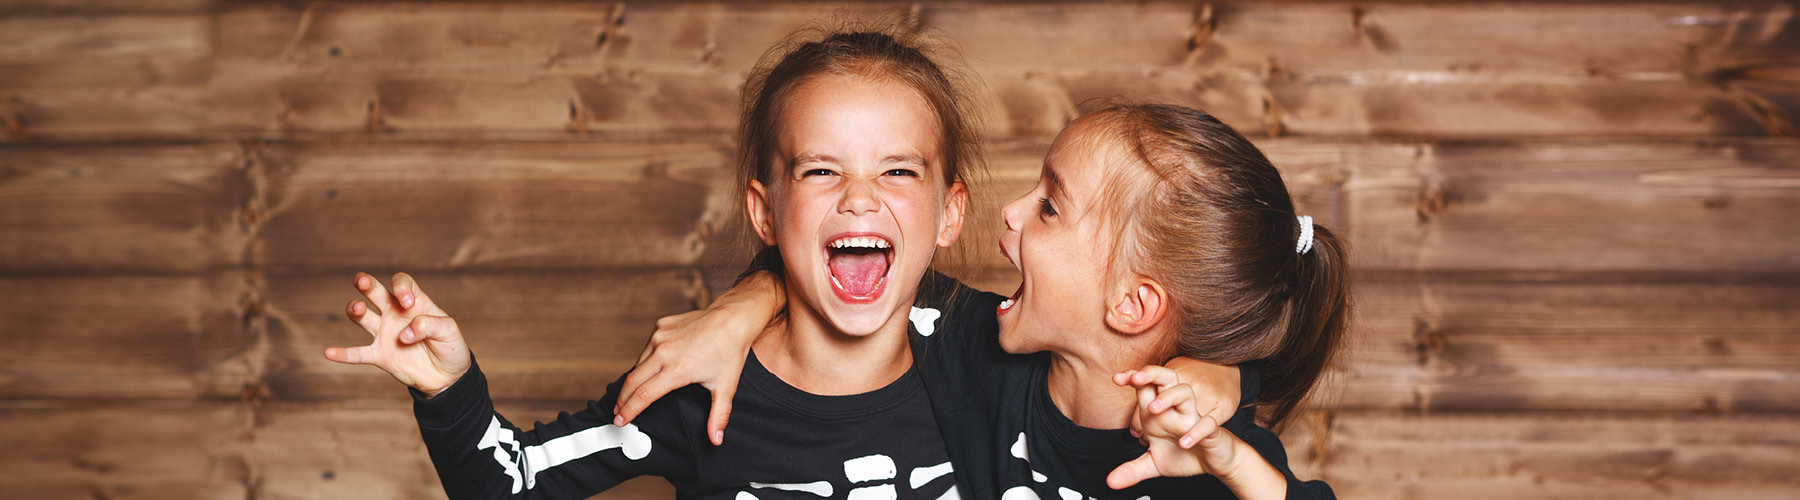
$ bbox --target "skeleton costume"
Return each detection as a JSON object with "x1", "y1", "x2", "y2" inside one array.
[
  {"x1": 905, "y1": 273, "x2": 1336, "y2": 500},
  {"x1": 411, "y1": 335, "x2": 959, "y2": 499}
]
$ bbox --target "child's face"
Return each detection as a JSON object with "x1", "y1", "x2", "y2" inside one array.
[
  {"x1": 748, "y1": 74, "x2": 966, "y2": 337},
  {"x1": 994, "y1": 116, "x2": 1119, "y2": 354}
]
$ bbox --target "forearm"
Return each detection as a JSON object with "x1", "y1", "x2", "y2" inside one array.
[
  {"x1": 1215, "y1": 437, "x2": 1288, "y2": 500},
  {"x1": 714, "y1": 269, "x2": 786, "y2": 328}
]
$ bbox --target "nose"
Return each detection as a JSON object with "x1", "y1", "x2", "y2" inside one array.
[
  {"x1": 837, "y1": 178, "x2": 880, "y2": 215},
  {"x1": 999, "y1": 192, "x2": 1031, "y2": 232}
]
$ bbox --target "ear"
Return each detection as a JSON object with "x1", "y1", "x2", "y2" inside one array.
[
  {"x1": 746, "y1": 179, "x2": 779, "y2": 246},
  {"x1": 936, "y1": 180, "x2": 969, "y2": 248},
  {"x1": 1105, "y1": 276, "x2": 1168, "y2": 336}
]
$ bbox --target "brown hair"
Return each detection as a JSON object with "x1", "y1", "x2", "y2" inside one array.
[
  {"x1": 730, "y1": 20, "x2": 989, "y2": 294},
  {"x1": 1087, "y1": 103, "x2": 1350, "y2": 429}
]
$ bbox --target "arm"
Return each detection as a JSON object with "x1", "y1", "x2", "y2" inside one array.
[
  {"x1": 614, "y1": 263, "x2": 787, "y2": 445},
  {"x1": 1107, "y1": 366, "x2": 1331, "y2": 500},
  {"x1": 326, "y1": 273, "x2": 694, "y2": 498}
]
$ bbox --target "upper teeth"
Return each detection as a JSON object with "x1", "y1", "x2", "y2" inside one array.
[{"x1": 830, "y1": 237, "x2": 891, "y2": 249}]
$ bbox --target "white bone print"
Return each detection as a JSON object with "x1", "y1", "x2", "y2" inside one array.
[
  {"x1": 478, "y1": 416, "x2": 653, "y2": 493},
  {"x1": 744, "y1": 454, "x2": 953, "y2": 499},
  {"x1": 910, "y1": 307, "x2": 941, "y2": 336}
]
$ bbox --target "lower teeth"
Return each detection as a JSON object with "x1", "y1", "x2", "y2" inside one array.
[{"x1": 999, "y1": 299, "x2": 1015, "y2": 309}]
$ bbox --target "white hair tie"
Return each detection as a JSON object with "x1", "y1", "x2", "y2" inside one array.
[{"x1": 1295, "y1": 215, "x2": 1315, "y2": 255}]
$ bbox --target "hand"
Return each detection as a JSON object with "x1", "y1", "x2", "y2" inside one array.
[
  {"x1": 323, "y1": 272, "x2": 471, "y2": 397},
  {"x1": 1125, "y1": 358, "x2": 1239, "y2": 442},
  {"x1": 613, "y1": 271, "x2": 785, "y2": 445},
  {"x1": 1106, "y1": 367, "x2": 1286, "y2": 500}
]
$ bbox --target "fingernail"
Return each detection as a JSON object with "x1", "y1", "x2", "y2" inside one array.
[
  {"x1": 713, "y1": 430, "x2": 725, "y2": 445},
  {"x1": 402, "y1": 294, "x2": 414, "y2": 308},
  {"x1": 613, "y1": 416, "x2": 625, "y2": 427},
  {"x1": 1180, "y1": 436, "x2": 1196, "y2": 448},
  {"x1": 400, "y1": 327, "x2": 414, "y2": 342}
]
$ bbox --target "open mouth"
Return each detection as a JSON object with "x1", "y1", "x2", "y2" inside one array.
[
  {"x1": 997, "y1": 283, "x2": 1022, "y2": 315},
  {"x1": 825, "y1": 234, "x2": 894, "y2": 303}
]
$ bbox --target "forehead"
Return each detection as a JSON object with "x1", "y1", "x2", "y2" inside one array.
[
  {"x1": 776, "y1": 74, "x2": 943, "y2": 156},
  {"x1": 1044, "y1": 115, "x2": 1131, "y2": 194}
]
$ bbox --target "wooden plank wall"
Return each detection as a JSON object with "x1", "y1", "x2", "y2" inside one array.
[{"x1": 2, "y1": 1, "x2": 1797, "y2": 498}]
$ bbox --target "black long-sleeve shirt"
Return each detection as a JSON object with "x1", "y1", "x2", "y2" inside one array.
[
  {"x1": 412, "y1": 352, "x2": 958, "y2": 499},
  {"x1": 904, "y1": 273, "x2": 1335, "y2": 499}
]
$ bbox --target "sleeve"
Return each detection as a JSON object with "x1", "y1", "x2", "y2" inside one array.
[
  {"x1": 411, "y1": 357, "x2": 701, "y2": 500},
  {"x1": 1220, "y1": 412, "x2": 1335, "y2": 500}
]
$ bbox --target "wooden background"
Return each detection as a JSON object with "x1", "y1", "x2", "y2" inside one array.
[{"x1": 3, "y1": 1, "x2": 1798, "y2": 498}]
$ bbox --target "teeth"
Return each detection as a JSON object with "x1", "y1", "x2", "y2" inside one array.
[
  {"x1": 999, "y1": 299, "x2": 1015, "y2": 310},
  {"x1": 828, "y1": 236, "x2": 892, "y2": 249}
]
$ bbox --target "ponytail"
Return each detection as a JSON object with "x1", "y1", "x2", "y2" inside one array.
[{"x1": 1258, "y1": 223, "x2": 1349, "y2": 428}]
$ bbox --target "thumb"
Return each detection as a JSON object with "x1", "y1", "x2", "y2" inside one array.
[
  {"x1": 705, "y1": 380, "x2": 738, "y2": 446},
  {"x1": 1107, "y1": 452, "x2": 1161, "y2": 490}
]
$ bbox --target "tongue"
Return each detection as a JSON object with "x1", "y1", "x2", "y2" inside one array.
[{"x1": 828, "y1": 250, "x2": 888, "y2": 297}]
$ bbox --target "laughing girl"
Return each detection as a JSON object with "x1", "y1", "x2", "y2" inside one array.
[{"x1": 626, "y1": 103, "x2": 1344, "y2": 499}]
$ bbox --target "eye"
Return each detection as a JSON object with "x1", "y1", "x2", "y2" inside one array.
[
  {"x1": 801, "y1": 168, "x2": 836, "y2": 177},
  {"x1": 883, "y1": 168, "x2": 920, "y2": 177},
  {"x1": 1038, "y1": 198, "x2": 1058, "y2": 217}
]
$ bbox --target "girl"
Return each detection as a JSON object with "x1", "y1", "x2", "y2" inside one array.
[
  {"x1": 624, "y1": 103, "x2": 1345, "y2": 499},
  {"x1": 325, "y1": 28, "x2": 979, "y2": 498}
]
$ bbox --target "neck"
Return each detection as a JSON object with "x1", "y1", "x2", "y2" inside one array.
[
  {"x1": 1045, "y1": 327, "x2": 1166, "y2": 430},
  {"x1": 753, "y1": 293, "x2": 913, "y2": 396},
  {"x1": 1045, "y1": 353, "x2": 1139, "y2": 429}
]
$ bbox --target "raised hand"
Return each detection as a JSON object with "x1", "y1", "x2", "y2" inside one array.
[{"x1": 323, "y1": 272, "x2": 471, "y2": 397}]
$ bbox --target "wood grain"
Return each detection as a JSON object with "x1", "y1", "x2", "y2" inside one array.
[
  {"x1": 1329, "y1": 276, "x2": 1800, "y2": 412},
  {"x1": 3, "y1": 2, "x2": 1795, "y2": 141},
  {"x1": 0, "y1": 142, "x2": 250, "y2": 273},
  {"x1": 1293, "y1": 410, "x2": 1800, "y2": 499},
  {"x1": 1349, "y1": 140, "x2": 1800, "y2": 273},
  {"x1": 0, "y1": 274, "x2": 259, "y2": 401},
  {"x1": 0, "y1": 404, "x2": 250, "y2": 500},
  {"x1": 248, "y1": 139, "x2": 734, "y2": 270}
]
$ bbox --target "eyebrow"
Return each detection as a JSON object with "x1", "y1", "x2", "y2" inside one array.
[
  {"x1": 1043, "y1": 162, "x2": 1073, "y2": 204},
  {"x1": 883, "y1": 153, "x2": 929, "y2": 166},
  {"x1": 791, "y1": 153, "x2": 838, "y2": 166}
]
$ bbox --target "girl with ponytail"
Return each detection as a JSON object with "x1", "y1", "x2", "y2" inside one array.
[{"x1": 629, "y1": 102, "x2": 1343, "y2": 499}]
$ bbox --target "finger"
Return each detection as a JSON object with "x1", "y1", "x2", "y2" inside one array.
[
  {"x1": 612, "y1": 364, "x2": 661, "y2": 425},
  {"x1": 615, "y1": 370, "x2": 687, "y2": 429},
  {"x1": 354, "y1": 272, "x2": 396, "y2": 314},
  {"x1": 1150, "y1": 384, "x2": 1197, "y2": 415},
  {"x1": 346, "y1": 300, "x2": 380, "y2": 336},
  {"x1": 1180, "y1": 413, "x2": 1222, "y2": 450},
  {"x1": 323, "y1": 345, "x2": 378, "y2": 366},
  {"x1": 704, "y1": 381, "x2": 738, "y2": 446},
  {"x1": 1113, "y1": 369, "x2": 1136, "y2": 387},
  {"x1": 1105, "y1": 452, "x2": 1161, "y2": 490},
  {"x1": 401, "y1": 315, "x2": 459, "y2": 345},
  {"x1": 1130, "y1": 365, "x2": 1182, "y2": 390},
  {"x1": 389, "y1": 272, "x2": 439, "y2": 313}
]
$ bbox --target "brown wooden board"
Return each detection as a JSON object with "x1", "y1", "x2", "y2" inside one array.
[
  {"x1": 0, "y1": 274, "x2": 260, "y2": 401},
  {"x1": 0, "y1": 404, "x2": 251, "y2": 500},
  {"x1": 3, "y1": 2, "x2": 1797, "y2": 141},
  {"x1": 1298, "y1": 411, "x2": 1800, "y2": 499},
  {"x1": 1348, "y1": 140, "x2": 1800, "y2": 273},
  {"x1": 0, "y1": 142, "x2": 251, "y2": 273},
  {"x1": 260, "y1": 269, "x2": 707, "y2": 401},
  {"x1": 1330, "y1": 276, "x2": 1800, "y2": 413},
  {"x1": 248, "y1": 139, "x2": 734, "y2": 271}
]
